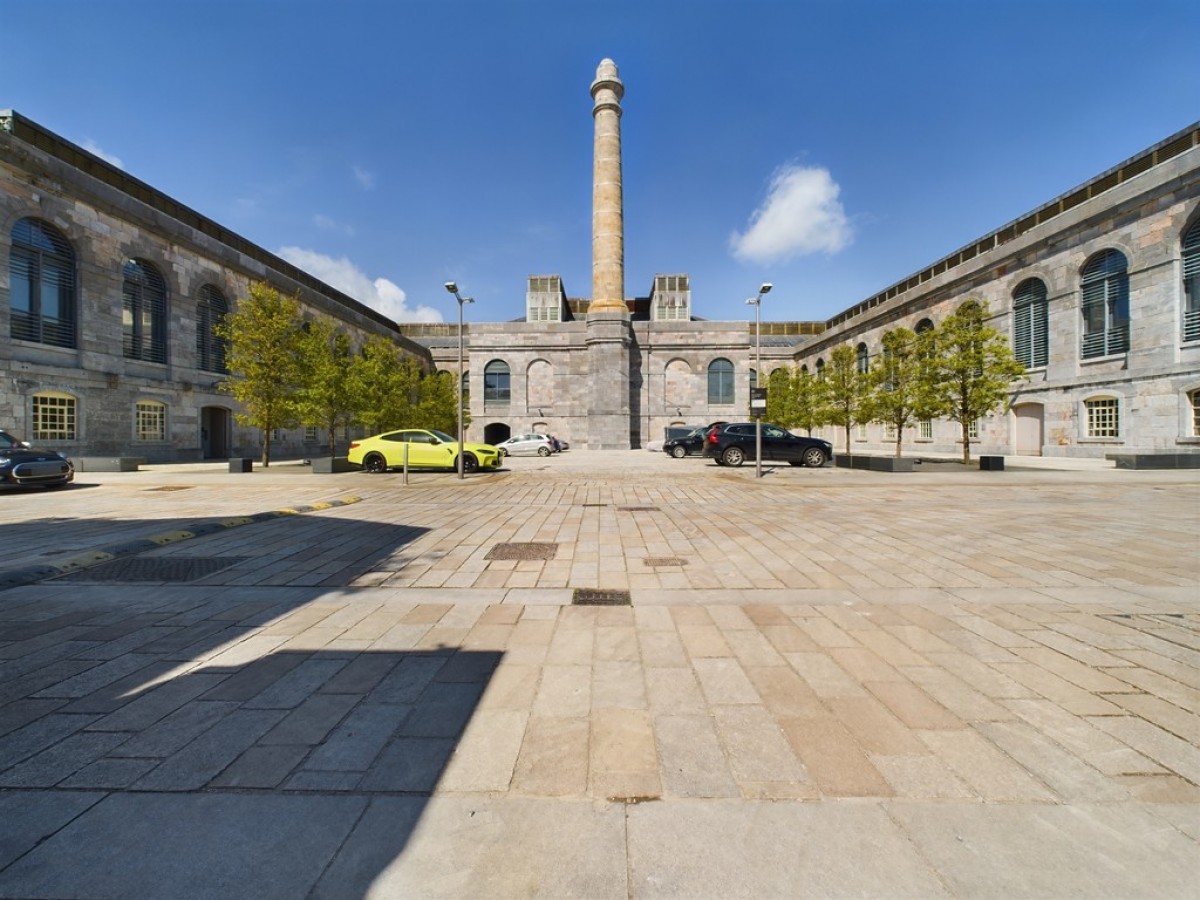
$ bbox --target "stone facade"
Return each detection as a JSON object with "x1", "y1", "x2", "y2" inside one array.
[{"x1": 1, "y1": 111, "x2": 430, "y2": 462}]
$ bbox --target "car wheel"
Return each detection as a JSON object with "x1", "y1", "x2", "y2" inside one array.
[
  {"x1": 363, "y1": 453, "x2": 388, "y2": 474},
  {"x1": 802, "y1": 447, "x2": 827, "y2": 467},
  {"x1": 671, "y1": 445, "x2": 687, "y2": 459},
  {"x1": 537, "y1": 446, "x2": 551, "y2": 457},
  {"x1": 723, "y1": 447, "x2": 745, "y2": 467},
  {"x1": 461, "y1": 453, "x2": 478, "y2": 474}
]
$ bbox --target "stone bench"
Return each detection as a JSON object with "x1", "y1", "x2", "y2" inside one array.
[
  {"x1": 74, "y1": 457, "x2": 144, "y2": 472},
  {"x1": 1106, "y1": 453, "x2": 1200, "y2": 470}
]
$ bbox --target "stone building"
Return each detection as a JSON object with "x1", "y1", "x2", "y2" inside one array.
[
  {"x1": 1, "y1": 110, "x2": 430, "y2": 462},
  {"x1": 4, "y1": 59, "x2": 1199, "y2": 462},
  {"x1": 401, "y1": 62, "x2": 1200, "y2": 459}
]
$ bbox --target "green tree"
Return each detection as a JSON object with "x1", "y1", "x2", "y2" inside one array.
[
  {"x1": 350, "y1": 336, "x2": 422, "y2": 434},
  {"x1": 765, "y1": 366, "x2": 793, "y2": 427},
  {"x1": 822, "y1": 344, "x2": 871, "y2": 454},
  {"x1": 414, "y1": 369, "x2": 462, "y2": 436},
  {"x1": 932, "y1": 300, "x2": 1026, "y2": 464},
  {"x1": 866, "y1": 327, "x2": 942, "y2": 457},
  {"x1": 792, "y1": 366, "x2": 829, "y2": 436},
  {"x1": 295, "y1": 317, "x2": 357, "y2": 459},
  {"x1": 217, "y1": 282, "x2": 305, "y2": 467}
]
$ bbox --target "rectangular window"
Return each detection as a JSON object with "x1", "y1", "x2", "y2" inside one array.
[
  {"x1": 1086, "y1": 398, "x2": 1120, "y2": 438},
  {"x1": 883, "y1": 422, "x2": 897, "y2": 441},
  {"x1": 967, "y1": 419, "x2": 980, "y2": 440},
  {"x1": 1192, "y1": 391, "x2": 1200, "y2": 436},
  {"x1": 136, "y1": 402, "x2": 166, "y2": 441},
  {"x1": 918, "y1": 419, "x2": 933, "y2": 440},
  {"x1": 855, "y1": 423, "x2": 867, "y2": 441},
  {"x1": 305, "y1": 426, "x2": 319, "y2": 443},
  {"x1": 32, "y1": 394, "x2": 77, "y2": 441}
]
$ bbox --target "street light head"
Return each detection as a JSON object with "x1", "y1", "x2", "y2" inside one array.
[
  {"x1": 745, "y1": 298, "x2": 758, "y2": 306},
  {"x1": 462, "y1": 296, "x2": 475, "y2": 305},
  {"x1": 443, "y1": 281, "x2": 459, "y2": 294},
  {"x1": 758, "y1": 282, "x2": 773, "y2": 295}
]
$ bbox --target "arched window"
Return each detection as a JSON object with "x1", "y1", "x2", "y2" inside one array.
[
  {"x1": 856, "y1": 343, "x2": 869, "y2": 374},
  {"x1": 1013, "y1": 278, "x2": 1049, "y2": 368},
  {"x1": 461, "y1": 370, "x2": 470, "y2": 397},
  {"x1": 122, "y1": 259, "x2": 168, "y2": 363},
  {"x1": 748, "y1": 367, "x2": 757, "y2": 389},
  {"x1": 196, "y1": 284, "x2": 228, "y2": 373},
  {"x1": 483, "y1": 360, "x2": 510, "y2": 404},
  {"x1": 1081, "y1": 250, "x2": 1129, "y2": 358},
  {"x1": 135, "y1": 400, "x2": 167, "y2": 441},
  {"x1": 800, "y1": 364, "x2": 809, "y2": 374},
  {"x1": 9, "y1": 218, "x2": 76, "y2": 348},
  {"x1": 815, "y1": 358, "x2": 825, "y2": 380},
  {"x1": 1183, "y1": 219, "x2": 1200, "y2": 342},
  {"x1": 707, "y1": 358, "x2": 734, "y2": 405},
  {"x1": 915, "y1": 318, "x2": 934, "y2": 335},
  {"x1": 32, "y1": 392, "x2": 77, "y2": 441},
  {"x1": 1189, "y1": 388, "x2": 1200, "y2": 437}
]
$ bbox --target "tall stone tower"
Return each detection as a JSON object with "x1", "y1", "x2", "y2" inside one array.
[{"x1": 586, "y1": 58, "x2": 633, "y2": 449}]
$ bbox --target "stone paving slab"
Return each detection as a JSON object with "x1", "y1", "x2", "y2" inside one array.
[{"x1": 0, "y1": 453, "x2": 1194, "y2": 897}]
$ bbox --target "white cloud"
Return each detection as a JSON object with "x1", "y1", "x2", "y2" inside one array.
[
  {"x1": 277, "y1": 247, "x2": 443, "y2": 323},
  {"x1": 83, "y1": 139, "x2": 123, "y2": 169},
  {"x1": 730, "y1": 164, "x2": 851, "y2": 263},
  {"x1": 352, "y1": 165, "x2": 375, "y2": 190}
]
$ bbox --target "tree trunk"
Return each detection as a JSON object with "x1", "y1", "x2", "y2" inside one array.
[
  {"x1": 961, "y1": 423, "x2": 970, "y2": 465},
  {"x1": 261, "y1": 436, "x2": 271, "y2": 468},
  {"x1": 844, "y1": 423, "x2": 852, "y2": 456},
  {"x1": 895, "y1": 433, "x2": 903, "y2": 458}
]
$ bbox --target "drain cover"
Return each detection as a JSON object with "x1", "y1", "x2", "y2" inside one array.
[
  {"x1": 581, "y1": 503, "x2": 607, "y2": 508},
  {"x1": 485, "y1": 542, "x2": 558, "y2": 561},
  {"x1": 618, "y1": 506, "x2": 659, "y2": 512},
  {"x1": 572, "y1": 588, "x2": 631, "y2": 606},
  {"x1": 644, "y1": 557, "x2": 686, "y2": 567},
  {"x1": 144, "y1": 485, "x2": 195, "y2": 492},
  {"x1": 57, "y1": 557, "x2": 248, "y2": 582}
]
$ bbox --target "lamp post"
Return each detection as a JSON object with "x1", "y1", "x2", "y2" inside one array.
[
  {"x1": 444, "y1": 281, "x2": 474, "y2": 479},
  {"x1": 745, "y1": 282, "x2": 772, "y2": 479}
]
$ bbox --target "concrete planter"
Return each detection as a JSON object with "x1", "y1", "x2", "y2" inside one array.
[
  {"x1": 1107, "y1": 453, "x2": 1200, "y2": 469},
  {"x1": 75, "y1": 457, "x2": 144, "y2": 472},
  {"x1": 311, "y1": 456, "x2": 357, "y2": 474},
  {"x1": 835, "y1": 455, "x2": 914, "y2": 473}
]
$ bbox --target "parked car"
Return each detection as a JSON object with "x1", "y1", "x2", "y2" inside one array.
[
  {"x1": 349, "y1": 428, "x2": 501, "y2": 473},
  {"x1": 495, "y1": 433, "x2": 555, "y2": 457},
  {"x1": 663, "y1": 427, "x2": 708, "y2": 458},
  {"x1": 0, "y1": 430, "x2": 74, "y2": 489},
  {"x1": 702, "y1": 422, "x2": 832, "y2": 468}
]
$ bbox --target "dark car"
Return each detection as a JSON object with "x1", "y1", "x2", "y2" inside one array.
[
  {"x1": 702, "y1": 422, "x2": 832, "y2": 468},
  {"x1": 663, "y1": 427, "x2": 708, "y2": 458},
  {"x1": 0, "y1": 430, "x2": 74, "y2": 489}
]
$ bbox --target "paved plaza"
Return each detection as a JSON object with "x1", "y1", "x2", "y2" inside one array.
[{"x1": 0, "y1": 450, "x2": 1196, "y2": 898}]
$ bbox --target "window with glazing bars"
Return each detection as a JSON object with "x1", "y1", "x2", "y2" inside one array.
[
  {"x1": 1183, "y1": 220, "x2": 1200, "y2": 342},
  {"x1": 9, "y1": 218, "x2": 77, "y2": 348},
  {"x1": 484, "y1": 360, "x2": 511, "y2": 404},
  {"x1": 1085, "y1": 398, "x2": 1120, "y2": 438},
  {"x1": 918, "y1": 419, "x2": 933, "y2": 440},
  {"x1": 1080, "y1": 250, "x2": 1129, "y2": 358},
  {"x1": 856, "y1": 343, "x2": 869, "y2": 373},
  {"x1": 1013, "y1": 278, "x2": 1048, "y2": 367},
  {"x1": 708, "y1": 358, "x2": 734, "y2": 405},
  {"x1": 136, "y1": 402, "x2": 166, "y2": 441},
  {"x1": 32, "y1": 393, "x2": 76, "y2": 441},
  {"x1": 196, "y1": 284, "x2": 229, "y2": 372},
  {"x1": 123, "y1": 259, "x2": 168, "y2": 363}
]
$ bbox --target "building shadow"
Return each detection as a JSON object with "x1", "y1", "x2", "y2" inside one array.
[{"x1": 0, "y1": 581, "x2": 502, "y2": 898}]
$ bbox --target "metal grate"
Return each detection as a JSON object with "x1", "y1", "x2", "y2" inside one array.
[
  {"x1": 572, "y1": 588, "x2": 632, "y2": 606},
  {"x1": 485, "y1": 542, "x2": 558, "y2": 561},
  {"x1": 644, "y1": 557, "x2": 687, "y2": 567},
  {"x1": 618, "y1": 506, "x2": 659, "y2": 512},
  {"x1": 144, "y1": 485, "x2": 194, "y2": 492},
  {"x1": 56, "y1": 557, "x2": 248, "y2": 582},
  {"x1": 581, "y1": 503, "x2": 607, "y2": 507}
]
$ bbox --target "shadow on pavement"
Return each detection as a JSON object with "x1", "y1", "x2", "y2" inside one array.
[{"x1": 0, "y1": 584, "x2": 501, "y2": 898}]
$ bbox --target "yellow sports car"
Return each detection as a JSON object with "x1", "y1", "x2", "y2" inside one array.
[{"x1": 348, "y1": 429, "x2": 502, "y2": 473}]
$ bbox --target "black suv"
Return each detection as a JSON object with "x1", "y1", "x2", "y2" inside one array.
[{"x1": 702, "y1": 422, "x2": 832, "y2": 468}]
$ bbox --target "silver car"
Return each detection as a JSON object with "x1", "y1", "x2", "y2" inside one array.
[{"x1": 496, "y1": 433, "x2": 555, "y2": 457}]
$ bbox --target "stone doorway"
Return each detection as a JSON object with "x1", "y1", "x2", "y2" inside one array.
[
  {"x1": 200, "y1": 406, "x2": 230, "y2": 459},
  {"x1": 1013, "y1": 403, "x2": 1044, "y2": 456}
]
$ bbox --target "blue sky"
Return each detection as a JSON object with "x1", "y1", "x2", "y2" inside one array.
[{"x1": 4, "y1": 0, "x2": 1197, "y2": 326}]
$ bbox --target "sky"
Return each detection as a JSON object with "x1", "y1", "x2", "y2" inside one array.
[{"x1": 4, "y1": 0, "x2": 1198, "y2": 327}]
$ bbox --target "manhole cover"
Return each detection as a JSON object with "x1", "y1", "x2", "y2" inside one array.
[
  {"x1": 144, "y1": 486, "x2": 195, "y2": 492},
  {"x1": 644, "y1": 557, "x2": 687, "y2": 567},
  {"x1": 572, "y1": 588, "x2": 631, "y2": 606},
  {"x1": 56, "y1": 557, "x2": 248, "y2": 582},
  {"x1": 618, "y1": 506, "x2": 659, "y2": 512},
  {"x1": 485, "y1": 542, "x2": 558, "y2": 561}
]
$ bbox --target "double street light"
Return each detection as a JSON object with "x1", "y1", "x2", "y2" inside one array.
[
  {"x1": 443, "y1": 281, "x2": 474, "y2": 479},
  {"x1": 745, "y1": 282, "x2": 772, "y2": 479}
]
